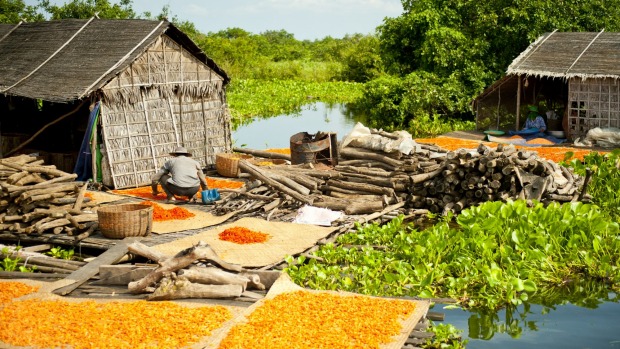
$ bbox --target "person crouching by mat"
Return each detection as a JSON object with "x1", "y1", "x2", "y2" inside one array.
[{"x1": 151, "y1": 146, "x2": 208, "y2": 203}]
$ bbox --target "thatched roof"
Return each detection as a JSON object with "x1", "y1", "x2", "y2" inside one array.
[
  {"x1": 507, "y1": 30, "x2": 620, "y2": 79},
  {"x1": 0, "y1": 19, "x2": 228, "y2": 103}
]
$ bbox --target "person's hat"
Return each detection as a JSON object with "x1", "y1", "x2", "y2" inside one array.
[
  {"x1": 528, "y1": 105, "x2": 538, "y2": 112},
  {"x1": 169, "y1": 146, "x2": 192, "y2": 156}
]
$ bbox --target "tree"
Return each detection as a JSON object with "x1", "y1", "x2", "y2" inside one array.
[
  {"x1": 339, "y1": 34, "x2": 384, "y2": 82},
  {"x1": 0, "y1": 0, "x2": 44, "y2": 23},
  {"x1": 38, "y1": 0, "x2": 136, "y2": 19}
]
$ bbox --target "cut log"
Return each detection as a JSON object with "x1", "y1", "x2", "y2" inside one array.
[
  {"x1": 232, "y1": 147, "x2": 291, "y2": 161},
  {"x1": 339, "y1": 147, "x2": 402, "y2": 167},
  {"x1": 326, "y1": 179, "x2": 395, "y2": 196},
  {"x1": 127, "y1": 241, "x2": 171, "y2": 263},
  {"x1": 238, "y1": 160, "x2": 313, "y2": 205},
  {"x1": 73, "y1": 182, "x2": 89, "y2": 210},
  {"x1": 147, "y1": 275, "x2": 243, "y2": 301},
  {"x1": 178, "y1": 266, "x2": 250, "y2": 291},
  {"x1": 4, "y1": 174, "x2": 79, "y2": 193}
]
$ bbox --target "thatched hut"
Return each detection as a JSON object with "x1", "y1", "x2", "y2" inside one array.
[
  {"x1": 474, "y1": 30, "x2": 620, "y2": 140},
  {"x1": 0, "y1": 18, "x2": 232, "y2": 189}
]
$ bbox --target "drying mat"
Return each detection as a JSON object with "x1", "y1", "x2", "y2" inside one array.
[
  {"x1": 0, "y1": 279, "x2": 246, "y2": 349},
  {"x1": 85, "y1": 190, "x2": 126, "y2": 204},
  {"x1": 204, "y1": 273, "x2": 430, "y2": 349},
  {"x1": 151, "y1": 201, "x2": 236, "y2": 234},
  {"x1": 152, "y1": 217, "x2": 337, "y2": 267}
]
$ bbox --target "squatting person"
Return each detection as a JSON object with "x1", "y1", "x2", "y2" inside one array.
[{"x1": 151, "y1": 146, "x2": 208, "y2": 203}]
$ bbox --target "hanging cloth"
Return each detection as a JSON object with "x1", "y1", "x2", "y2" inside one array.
[{"x1": 73, "y1": 102, "x2": 100, "y2": 181}]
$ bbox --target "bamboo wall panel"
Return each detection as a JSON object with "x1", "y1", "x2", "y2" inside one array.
[
  {"x1": 99, "y1": 33, "x2": 231, "y2": 189},
  {"x1": 568, "y1": 77, "x2": 620, "y2": 139}
]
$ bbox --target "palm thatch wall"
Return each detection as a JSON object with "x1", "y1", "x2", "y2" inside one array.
[{"x1": 100, "y1": 35, "x2": 231, "y2": 189}]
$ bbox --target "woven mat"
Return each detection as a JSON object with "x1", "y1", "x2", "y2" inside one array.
[
  {"x1": 86, "y1": 190, "x2": 126, "y2": 204},
  {"x1": 204, "y1": 273, "x2": 430, "y2": 349},
  {"x1": 0, "y1": 279, "x2": 245, "y2": 349},
  {"x1": 152, "y1": 217, "x2": 337, "y2": 267},
  {"x1": 150, "y1": 202, "x2": 236, "y2": 234}
]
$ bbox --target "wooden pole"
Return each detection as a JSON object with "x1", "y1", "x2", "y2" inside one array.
[{"x1": 516, "y1": 75, "x2": 522, "y2": 131}]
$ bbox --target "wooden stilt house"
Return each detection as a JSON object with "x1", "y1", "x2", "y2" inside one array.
[
  {"x1": 474, "y1": 30, "x2": 620, "y2": 140},
  {"x1": 0, "y1": 18, "x2": 232, "y2": 189}
]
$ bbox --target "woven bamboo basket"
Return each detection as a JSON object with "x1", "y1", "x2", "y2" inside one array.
[
  {"x1": 215, "y1": 153, "x2": 253, "y2": 177},
  {"x1": 97, "y1": 204, "x2": 153, "y2": 239}
]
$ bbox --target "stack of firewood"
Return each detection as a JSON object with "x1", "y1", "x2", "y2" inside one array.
[
  {"x1": 0, "y1": 154, "x2": 98, "y2": 237},
  {"x1": 227, "y1": 130, "x2": 590, "y2": 216}
]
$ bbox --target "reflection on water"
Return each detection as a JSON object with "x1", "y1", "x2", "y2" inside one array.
[
  {"x1": 231, "y1": 102, "x2": 362, "y2": 149},
  {"x1": 442, "y1": 280, "x2": 620, "y2": 348}
]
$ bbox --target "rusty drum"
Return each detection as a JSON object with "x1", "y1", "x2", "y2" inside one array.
[{"x1": 289, "y1": 132, "x2": 331, "y2": 165}]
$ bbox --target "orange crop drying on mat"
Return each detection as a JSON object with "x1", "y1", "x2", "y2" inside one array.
[
  {"x1": 526, "y1": 137, "x2": 556, "y2": 145},
  {"x1": 0, "y1": 299, "x2": 231, "y2": 349},
  {"x1": 112, "y1": 186, "x2": 167, "y2": 200},
  {"x1": 218, "y1": 227, "x2": 270, "y2": 244},
  {"x1": 265, "y1": 148, "x2": 291, "y2": 155},
  {"x1": 415, "y1": 136, "x2": 607, "y2": 162},
  {"x1": 112, "y1": 178, "x2": 244, "y2": 200},
  {"x1": 218, "y1": 290, "x2": 416, "y2": 349},
  {"x1": 0, "y1": 282, "x2": 39, "y2": 304},
  {"x1": 207, "y1": 177, "x2": 244, "y2": 189},
  {"x1": 142, "y1": 201, "x2": 195, "y2": 221}
]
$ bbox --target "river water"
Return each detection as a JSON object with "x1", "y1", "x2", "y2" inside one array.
[
  {"x1": 232, "y1": 102, "x2": 359, "y2": 149},
  {"x1": 231, "y1": 102, "x2": 620, "y2": 348}
]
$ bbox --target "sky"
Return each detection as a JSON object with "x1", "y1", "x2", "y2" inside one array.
[{"x1": 27, "y1": 0, "x2": 404, "y2": 40}]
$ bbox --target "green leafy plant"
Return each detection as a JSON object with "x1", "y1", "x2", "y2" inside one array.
[
  {"x1": 0, "y1": 256, "x2": 19, "y2": 272},
  {"x1": 563, "y1": 149, "x2": 620, "y2": 219},
  {"x1": 227, "y1": 79, "x2": 363, "y2": 126},
  {"x1": 425, "y1": 323, "x2": 468, "y2": 349},
  {"x1": 46, "y1": 246, "x2": 75, "y2": 260},
  {"x1": 286, "y1": 200, "x2": 620, "y2": 310},
  {"x1": 18, "y1": 265, "x2": 36, "y2": 273}
]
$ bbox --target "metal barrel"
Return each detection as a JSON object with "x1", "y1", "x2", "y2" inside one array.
[{"x1": 289, "y1": 132, "x2": 331, "y2": 165}]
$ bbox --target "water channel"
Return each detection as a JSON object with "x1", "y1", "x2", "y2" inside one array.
[
  {"x1": 231, "y1": 102, "x2": 620, "y2": 348},
  {"x1": 232, "y1": 102, "x2": 360, "y2": 149}
]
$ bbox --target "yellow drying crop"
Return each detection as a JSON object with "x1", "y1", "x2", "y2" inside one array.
[
  {"x1": 0, "y1": 282, "x2": 39, "y2": 304},
  {"x1": 265, "y1": 148, "x2": 291, "y2": 155},
  {"x1": 0, "y1": 299, "x2": 231, "y2": 349},
  {"x1": 218, "y1": 290, "x2": 416, "y2": 349}
]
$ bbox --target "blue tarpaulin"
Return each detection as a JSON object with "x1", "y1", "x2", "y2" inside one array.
[{"x1": 73, "y1": 102, "x2": 100, "y2": 181}]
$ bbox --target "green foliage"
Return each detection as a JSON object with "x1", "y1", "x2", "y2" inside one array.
[
  {"x1": 286, "y1": 200, "x2": 620, "y2": 310},
  {"x1": 350, "y1": 72, "x2": 476, "y2": 134},
  {"x1": 38, "y1": 0, "x2": 136, "y2": 19},
  {"x1": 563, "y1": 149, "x2": 620, "y2": 219},
  {"x1": 0, "y1": 0, "x2": 44, "y2": 23},
  {"x1": 46, "y1": 246, "x2": 75, "y2": 260},
  {"x1": 227, "y1": 79, "x2": 363, "y2": 125},
  {"x1": 426, "y1": 323, "x2": 468, "y2": 349},
  {"x1": 338, "y1": 35, "x2": 384, "y2": 82},
  {"x1": 0, "y1": 256, "x2": 19, "y2": 272},
  {"x1": 0, "y1": 246, "x2": 36, "y2": 272},
  {"x1": 408, "y1": 114, "x2": 476, "y2": 138}
]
